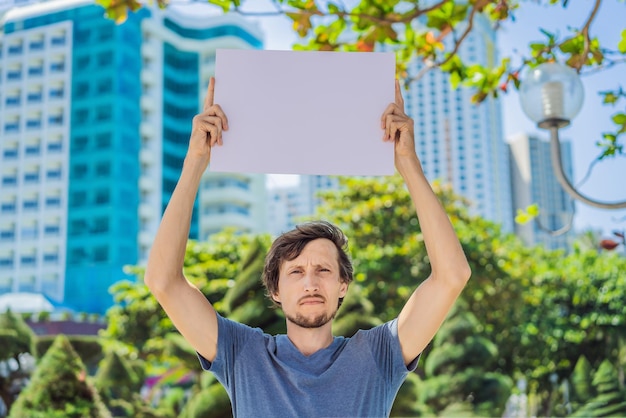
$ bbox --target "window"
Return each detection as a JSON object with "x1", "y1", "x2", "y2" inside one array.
[
  {"x1": 93, "y1": 246, "x2": 108, "y2": 262},
  {"x1": 96, "y1": 106, "x2": 112, "y2": 121},
  {"x1": 95, "y1": 162, "x2": 111, "y2": 177},
  {"x1": 98, "y1": 51, "x2": 113, "y2": 66},
  {"x1": 73, "y1": 164, "x2": 88, "y2": 179},
  {"x1": 75, "y1": 82, "x2": 89, "y2": 98},
  {"x1": 91, "y1": 217, "x2": 109, "y2": 234},
  {"x1": 95, "y1": 133, "x2": 112, "y2": 149},
  {"x1": 94, "y1": 189, "x2": 110, "y2": 204},
  {"x1": 70, "y1": 219, "x2": 87, "y2": 236},
  {"x1": 70, "y1": 191, "x2": 87, "y2": 208},
  {"x1": 73, "y1": 136, "x2": 88, "y2": 152},
  {"x1": 97, "y1": 79, "x2": 112, "y2": 94},
  {"x1": 74, "y1": 109, "x2": 89, "y2": 125}
]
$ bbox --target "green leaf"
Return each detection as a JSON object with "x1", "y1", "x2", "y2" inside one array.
[
  {"x1": 611, "y1": 113, "x2": 626, "y2": 125},
  {"x1": 602, "y1": 92, "x2": 619, "y2": 105},
  {"x1": 207, "y1": 0, "x2": 232, "y2": 12},
  {"x1": 527, "y1": 203, "x2": 540, "y2": 217},
  {"x1": 618, "y1": 29, "x2": 626, "y2": 54}
]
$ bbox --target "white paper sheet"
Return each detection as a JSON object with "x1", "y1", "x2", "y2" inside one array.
[{"x1": 210, "y1": 49, "x2": 396, "y2": 176}]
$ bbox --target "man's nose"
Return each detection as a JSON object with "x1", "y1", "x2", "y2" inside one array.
[{"x1": 303, "y1": 273, "x2": 320, "y2": 292}]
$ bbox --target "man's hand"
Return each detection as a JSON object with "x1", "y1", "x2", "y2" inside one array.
[
  {"x1": 381, "y1": 80, "x2": 417, "y2": 169},
  {"x1": 189, "y1": 76, "x2": 229, "y2": 164}
]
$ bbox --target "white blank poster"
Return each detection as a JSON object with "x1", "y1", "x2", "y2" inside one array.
[{"x1": 210, "y1": 49, "x2": 396, "y2": 176}]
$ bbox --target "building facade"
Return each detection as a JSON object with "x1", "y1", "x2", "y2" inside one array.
[
  {"x1": 509, "y1": 133, "x2": 575, "y2": 250},
  {"x1": 0, "y1": 0, "x2": 266, "y2": 313},
  {"x1": 403, "y1": 15, "x2": 513, "y2": 232}
]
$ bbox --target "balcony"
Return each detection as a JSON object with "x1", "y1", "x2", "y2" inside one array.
[
  {"x1": 27, "y1": 93, "x2": 43, "y2": 103},
  {"x1": 20, "y1": 256, "x2": 37, "y2": 266},
  {"x1": 28, "y1": 67, "x2": 44, "y2": 77},
  {"x1": 1, "y1": 203, "x2": 17, "y2": 212},
  {"x1": 3, "y1": 149, "x2": 18, "y2": 159},
  {"x1": 140, "y1": 148, "x2": 154, "y2": 165},
  {"x1": 6, "y1": 97, "x2": 21, "y2": 106},
  {"x1": 49, "y1": 116, "x2": 64, "y2": 126},
  {"x1": 26, "y1": 120, "x2": 42, "y2": 130},
  {"x1": 47, "y1": 142, "x2": 63, "y2": 152},
  {"x1": 44, "y1": 225, "x2": 60, "y2": 235},
  {"x1": 139, "y1": 176, "x2": 155, "y2": 192},
  {"x1": 23, "y1": 200, "x2": 39, "y2": 210},
  {"x1": 139, "y1": 203, "x2": 154, "y2": 219},
  {"x1": 51, "y1": 36, "x2": 66, "y2": 46},
  {"x1": 21, "y1": 229, "x2": 38, "y2": 239},
  {"x1": 4, "y1": 124, "x2": 20, "y2": 134},
  {"x1": 46, "y1": 170, "x2": 62, "y2": 180},
  {"x1": 0, "y1": 259, "x2": 14, "y2": 268},
  {"x1": 1, "y1": 177, "x2": 18, "y2": 186},
  {"x1": 49, "y1": 89, "x2": 64, "y2": 99},
  {"x1": 202, "y1": 212, "x2": 254, "y2": 232},
  {"x1": 8, "y1": 45, "x2": 23, "y2": 55},
  {"x1": 25, "y1": 146, "x2": 41, "y2": 156},
  {"x1": 201, "y1": 186, "x2": 252, "y2": 205},
  {"x1": 7, "y1": 71, "x2": 21, "y2": 81},
  {"x1": 24, "y1": 173, "x2": 40, "y2": 183},
  {"x1": 45, "y1": 197, "x2": 61, "y2": 207},
  {"x1": 50, "y1": 63, "x2": 65, "y2": 73},
  {"x1": 43, "y1": 253, "x2": 59, "y2": 264},
  {"x1": 0, "y1": 230, "x2": 15, "y2": 240},
  {"x1": 29, "y1": 41, "x2": 44, "y2": 51}
]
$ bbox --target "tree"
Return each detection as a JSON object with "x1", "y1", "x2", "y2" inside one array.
[
  {"x1": 94, "y1": 351, "x2": 140, "y2": 415},
  {"x1": 101, "y1": 230, "x2": 269, "y2": 415},
  {"x1": 418, "y1": 302, "x2": 512, "y2": 416},
  {"x1": 100, "y1": 0, "x2": 626, "y2": 163},
  {"x1": 36, "y1": 335, "x2": 104, "y2": 374},
  {"x1": 9, "y1": 334, "x2": 110, "y2": 418},
  {"x1": 0, "y1": 309, "x2": 37, "y2": 413},
  {"x1": 572, "y1": 359, "x2": 626, "y2": 417}
]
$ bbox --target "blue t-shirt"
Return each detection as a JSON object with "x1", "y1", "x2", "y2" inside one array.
[{"x1": 198, "y1": 314, "x2": 418, "y2": 418}]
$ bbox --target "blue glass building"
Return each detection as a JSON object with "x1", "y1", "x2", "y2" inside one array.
[{"x1": 0, "y1": 0, "x2": 265, "y2": 313}]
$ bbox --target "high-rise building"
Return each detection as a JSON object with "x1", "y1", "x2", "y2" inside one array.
[
  {"x1": 268, "y1": 175, "x2": 339, "y2": 236},
  {"x1": 0, "y1": 0, "x2": 266, "y2": 313},
  {"x1": 508, "y1": 133, "x2": 575, "y2": 250},
  {"x1": 403, "y1": 15, "x2": 513, "y2": 232}
]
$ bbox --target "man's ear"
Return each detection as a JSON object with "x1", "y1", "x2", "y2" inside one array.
[
  {"x1": 339, "y1": 281, "x2": 348, "y2": 298},
  {"x1": 271, "y1": 292, "x2": 281, "y2": 304}
]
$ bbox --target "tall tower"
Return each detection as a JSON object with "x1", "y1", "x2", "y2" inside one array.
[
  {"x1": 0, "y1": 0, "x2": 266, "y2": 313},
  {"x1": 404, "y1": 15, "x2": 513, "y2": 232},
  {"x1": 509, "y1": 133, "x2": 575, "y2": 250}
]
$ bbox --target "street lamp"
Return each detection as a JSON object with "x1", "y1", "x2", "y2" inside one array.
[{"x1": 519, "y1": 62, "x2": 626, "y2": 209}]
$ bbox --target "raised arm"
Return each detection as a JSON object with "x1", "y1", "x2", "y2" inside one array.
[
  {"x1": 382, "y1": 80, "x2": 471, "y2": 365},
  {"x1": 144, "y1": 77, "x2": 228, "y2": 362}
]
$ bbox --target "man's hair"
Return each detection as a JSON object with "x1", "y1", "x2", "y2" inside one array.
[{"x1": 262, "y1": 221, "x2": 354, "y2": 307}]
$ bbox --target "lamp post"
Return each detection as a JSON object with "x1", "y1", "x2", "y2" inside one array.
[{"x1": 519, "y1": 62, "x2": 626, "y2": 209}]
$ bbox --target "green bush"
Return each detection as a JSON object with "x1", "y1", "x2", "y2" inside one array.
[
  {"x1": 9, "y1": 334, "x2": 110, "y2": 418},
  {"x1": 36, "y1": 335, "x2": 103, "y2": 373}
]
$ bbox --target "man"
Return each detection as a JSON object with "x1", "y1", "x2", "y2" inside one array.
[{"x1": 145, "y1": 76, "x2": 471, "y2": 417}]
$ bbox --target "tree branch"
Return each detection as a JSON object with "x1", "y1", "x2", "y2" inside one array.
[
  {"x1": 576, "y1": 0, "x2": 602, "y2": 71},
  {"x1": 405, "y1": 3, "x2": 480, "y2": 84}
]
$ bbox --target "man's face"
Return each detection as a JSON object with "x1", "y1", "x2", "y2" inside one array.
[{"x1": 273, "y1": 238, "x2": 348, "y2": 329}]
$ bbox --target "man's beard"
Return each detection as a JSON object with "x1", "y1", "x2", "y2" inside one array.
[{"x1": 285, "y1": 309, "x2": 337, "y2": 329}]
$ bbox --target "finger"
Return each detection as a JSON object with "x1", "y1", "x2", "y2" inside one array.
[
  {"x1": 383, "y1": 113, "x2": 407, "y2": 141},
  {"x1": 206, "y1": 104, "x2": 229, "y2": 131},
  {"x1": 381, "y1": 103, "x2": 396, "y2": 132},
  {"x1": 193, "y1": 115, "x2": 222, "y2": 146},
  {"x1": 395, "y1": 79, "x2": 405, "y2": 107},
  {"x1": 204, "y1": 77, "x2": 215, "y2": 112}
]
